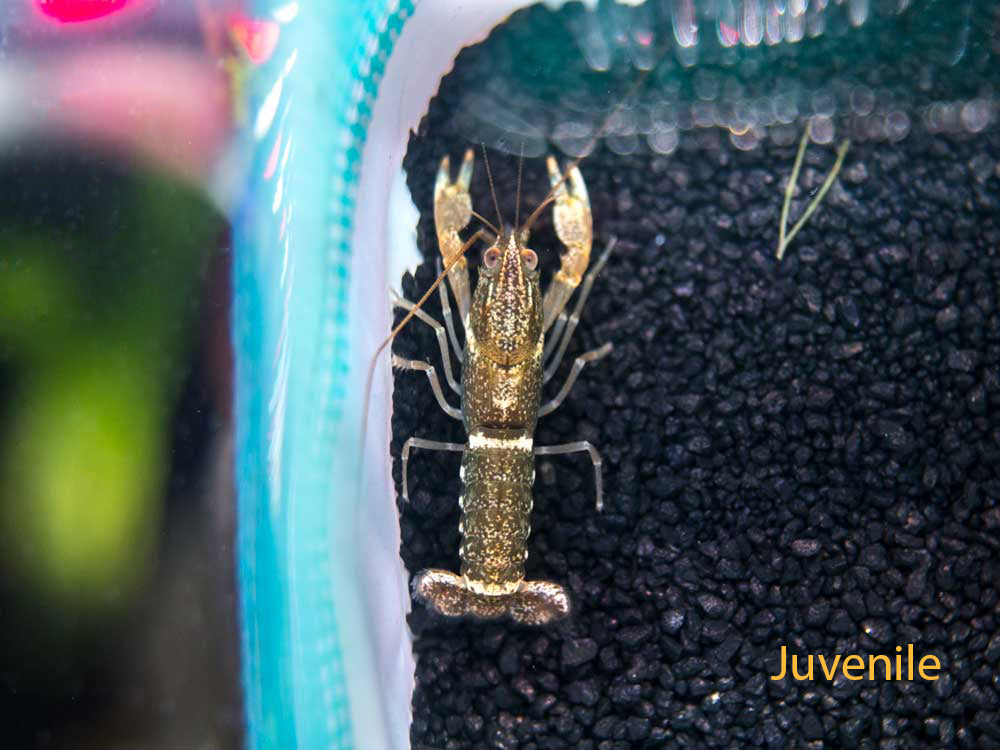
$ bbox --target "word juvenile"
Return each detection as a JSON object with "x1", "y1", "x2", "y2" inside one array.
[{"x1": 770, "y1": 645, "x2": 941, "y2": 681}]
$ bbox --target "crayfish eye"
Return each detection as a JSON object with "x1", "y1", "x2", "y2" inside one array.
[
  {"x1": 521, "y1": 249, "x2": 538, "y2": 270},
  {"x1": 483, "y1": 247, "x2": 501, "y2": 269}
]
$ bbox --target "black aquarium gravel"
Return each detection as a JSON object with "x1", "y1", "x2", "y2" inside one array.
[{"x1": 391, "y1": 4, "x2": 1000, "y2": 748}]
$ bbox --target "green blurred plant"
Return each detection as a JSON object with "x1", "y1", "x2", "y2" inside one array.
[{"x1": 0, "y1": 167, "x2": 220, "y2": 616}]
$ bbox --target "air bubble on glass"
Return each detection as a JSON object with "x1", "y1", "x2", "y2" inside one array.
[
  {"x1": 716, "y1": 0, "x2": 740, "y2": 46},
  {"x1": 968, "y1": 154, "x2": 994, "y2": 184},
  {"x1": 629, "y1": 14, "x2": 657, "y2": 71},
  {"x1": 742, "y1": 0, "x2": 764, "y2": 46},
  {"x1": 752, "y1": 96, "x2": 777, "y2": 128},
  {"x1": 886, "y1": 110, "x2": 910, "y2": 141},
  {"x1": 784, "y1": 10, "x2": 805, "y2": 42},
  {"x1": 765, "y1": 2, "x2": 783, "y2": 45},
  {"x1": 607, "y1": 133, "x2": 640, "y2": 155},
  {"x1": 770, "y1": 124, "x2": 799, "y2": 148},
  {"x1": 850, "y1": 86, "x2": 875, "y2": 116},
  {"x1": 552, "y1": 121, "x2": 595, "y2": 158},
  {"x1": 694, "y1": 70, "x2": 720, "y2": 102},
  {"x1": 960, "y1": 99, "x2": 992, "y2": 133},
  {"x1": 693, "y1": 101, "x2": 717, "y2": 129},
  {"x1": 811, "y1": 89, "x2": 837, "y2": 118},
  {"x1": 652, "y1": 102, "x2": 679, "y2": 130},
  {"x1": 848, "y1": 0, "x2": 869, "y2": 27},
  {"x1": 574, "y1": 21, "x2": 612, "y2": 73},
  {"x1": 809, "y1": 115, "x2": 835, "y2": 144},
  {"x1": 647, "y1": 127, "x2": 679, "y2": 155},
  {"x1": 730, "y1": 127, "x2": 761, "y2": 151},
  {"x1": 806, "y1": 5, "x2": 826, "y2": 37},
  {"x1": 671, "y1": 0, "x2": 698, "y2": 48},
  {"x1": 774, "y1": 93, "x2": 800, "y2": 125},
  {"x1": 675, "y1": 43, "x2": 699, "y2": 68}
]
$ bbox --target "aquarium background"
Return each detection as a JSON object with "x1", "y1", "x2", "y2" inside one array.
[{"x1": 392, "y1": 1, "x2": 1000, "y2": 748}]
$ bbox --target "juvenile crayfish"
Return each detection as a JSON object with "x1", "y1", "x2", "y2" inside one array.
[
  {"x1": 392, "y1": 149, "x2": 613, "y2": 625},
  {"x1": 378, "y1": 118, "x2": 848, "y2": 626}
]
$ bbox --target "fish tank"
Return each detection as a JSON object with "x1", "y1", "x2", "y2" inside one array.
[{"x1": 1, "y1": 1, "x2": 998, "y2": 749}]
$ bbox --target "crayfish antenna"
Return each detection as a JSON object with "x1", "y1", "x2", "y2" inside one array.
[{"x1": 481, "y1": 143, "x2": 505, "y2": 233}]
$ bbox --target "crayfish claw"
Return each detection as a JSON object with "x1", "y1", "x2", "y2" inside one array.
[{"x1": 434, "y1": 150, "x2": 475, "y2": 240}]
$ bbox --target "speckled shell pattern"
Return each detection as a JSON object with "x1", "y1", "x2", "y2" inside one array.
[
  {"x1": 461, "y1": 338, "x2": 543, "y2": 431},
  {"x1": 458, "y1": 311, "x2": 543, "y2": 593},
  {"x1": 459, "y1": 437, "x2": 535, "y2": 591}
]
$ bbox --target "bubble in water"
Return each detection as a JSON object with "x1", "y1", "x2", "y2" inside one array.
[
  {"x1": 765, "y1": 3, "x2": 782, "y2": 45},
  {"x1": 924, "y1": 103, "x2": 943, "y2": 133},
  {"x1": 770, "y1": 124, "x2": 800, "y2": 147},
  {"x1": 806, "y1": 4, "x2": 825, "y2": 37},
  {"x1": 694, "y1": 69, "x2": 720, "y2": 101},
  {"x1": 848, "y1": 0, "x2": 869, "y2": 27},
  {"x1": 552, "y1": 121, "x2": 594, "y2": 158},
  {"x1": 785, "y1": 10, "x2": 805, "y2": 42},
  {"x1": 774, "y1": 93, "x2": 800, "y2": 125},
  {"x1": 676, "y1": 43, "x2": 699, "y2": 69},
  {"x1": 812, "y1": 89, "x2": 837, "y2": 117},
  {"x1": 741, "y1": 0, "x2": 764, "y2": 46},
  {"x1": 968, "y1": 154, "x2": 994, "y2": 183},
  {"x1": 730, "y1": 128, "x2": 761, "y2": 151},
  {"x1": 886, "y1": 110, "x2": 910, "y2": 141},
  {"x1": 693, "y1": 101, "x2": 717, "y2": 128},
  {"x1": 717, "y1": 0, "x2": 741, "y2": 47},
  {"x1": 672, "y1": 0, "x2": 698, "y2": 48},
  {"x1": 652, "y1": 103, "x2": 678, "y2": 129},
  {"x1": 648, "y1": 127, "x2": 679, "y2": 155},
  {"x1": 850, "y1": 86, "x2": 875, "y2": 116},
  {"x1": 810, "y1": 115, "x2": 835, "y2": 144},
  {"x1": 866, "y1": 115, "x2": 887, "y2": 140},
  {"x1": 607, "y1": 133, "x2": 640, "y2": 156},
  {"x1": 752, "y1": 96, "x2": 777, "y2": 127},
  {"x1": 960, "y1": 99, "x2": 992, "y2": 133}
]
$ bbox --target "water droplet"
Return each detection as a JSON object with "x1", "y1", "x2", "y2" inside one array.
[
  {"x1": 812, "y1": 89, "x2": 837, "y2": 117},
  {"x1": 969, "y1": 154, "x2": 994, "y2": 183},
  {"x1": 730, "y1": 128, "x2": 761, "y2": 151},
  {"x1": 774, "y1": 93, "x2": 799, "y2": 125},
  {"x1": 694, "y1": 69, "x2": 720, "y2": 101},
  {"x1": 742, "y1": 0, "x2": 764, "y2": 46},
  {"x1": 961, "y1": 99, "x2": 992, "y2": 133},
  {"x1": 850, "y1": 86, "x2": 875, "y2": 116},
  {"x1": 848, "y1": 0, "x2": 869, "y2": 27},
  {"x1": 886, "y1": 110, "x2": 910, "y2": 141},
  {"x1": 671, "y1": 0, "x2": 698, "y2": 48},
  {"x1": 648, "y1": 127, "x2": 679, "y2": 155},
  {"x1": 607, "y1": 133, "x2": 639, "y2": 156},
  {"x1": 717, "y1": 0, "x2": 740, "y2": 46},
  {"x1": 552, "y1": 121, "x2": 594, "y2": 158},
  {"x1": 693, "y1": 101, "x2": 717, "y2": 128},
  {"x1": 784, "y1": 10, "x2": 805, "y2": 42},
  {"x1": 765, "y1": 3, "x2": 782, "y2": 45},
  {"x1": 810, "y1": 115, "x2": 835, "y2": 144}
]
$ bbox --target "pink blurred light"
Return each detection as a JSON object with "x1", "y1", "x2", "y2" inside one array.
[
  {"x1": 50, "y1": 45, "x2": 231, "y2": 181},
  {"x1": 229, "y1": 14, "x2": 280, "y2": 64},
  {"x1": 36, "y1": 0, "x2": 128, "y2": 23}
]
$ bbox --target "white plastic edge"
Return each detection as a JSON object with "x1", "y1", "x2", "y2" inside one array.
[{"x1": 347, "y1": 2, "x2": 539, "y2": 750}]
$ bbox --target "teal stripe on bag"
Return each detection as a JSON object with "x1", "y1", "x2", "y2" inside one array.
[{"x1": 233, "y1": 2, "x2": 415, "y2": 748}]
